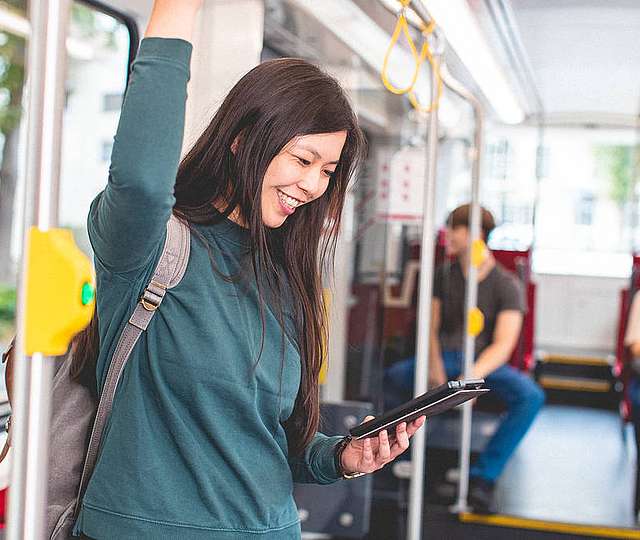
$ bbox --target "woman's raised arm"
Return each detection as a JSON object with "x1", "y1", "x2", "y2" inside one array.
[
  {"x1": 145, "y1": 0, "x2": 203, "y2": 41},
  {"x1": 87, "y1": 0, "x2": 202, "y2": 274}
]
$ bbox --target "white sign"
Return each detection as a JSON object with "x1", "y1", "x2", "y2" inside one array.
[{"x1": 375, "y1": 147, "x2": 426, "y2": 224}]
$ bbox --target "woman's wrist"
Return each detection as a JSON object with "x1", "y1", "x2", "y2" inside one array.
[
  {"x1": 334, "y1": 436, "x2": 366, "y2": 479},
  {"x1": 333, "y1": 436, "x2": 349, "y2": 476},
  {"x1": 145, "y1": 0, "x2": 203, "y2": 41}
]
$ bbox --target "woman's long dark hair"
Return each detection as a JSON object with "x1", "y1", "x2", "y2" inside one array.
[{"x1": 72, "y1": 58, "x2": 366, "y2": 457}]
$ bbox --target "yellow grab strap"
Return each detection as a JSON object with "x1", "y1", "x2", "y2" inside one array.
[
  {"x1": 381, "y1": 2, "x2": 443, "y2": 113},
  {"x1": 381, "y1": 4, "x2": 428, "y2": 96},
  {"x1": 407, "y1": 23, "x2": 443, "y2": 113}
]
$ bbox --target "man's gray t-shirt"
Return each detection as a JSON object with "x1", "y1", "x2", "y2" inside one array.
[{"x1": 433, "y1": 260, "x2": 526, "y2": 355}]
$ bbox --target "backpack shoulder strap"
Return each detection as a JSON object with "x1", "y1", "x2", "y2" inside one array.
[{"x1": 74, "y1": 214, "x2": 190, "y2": 516}]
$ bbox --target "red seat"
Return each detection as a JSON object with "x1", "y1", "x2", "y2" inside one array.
[
  {"x1": 492, "y1": 249, "x2": 536, "y2": 372},
  {"x1": 614, "y1": 254, "x2": 640, "y2": 421},
  {"x1": 347, "y1": 235, "x2": 534, "y2": 374},
  {"x1": 0, "y1": 487, "x2": 5, "y2": 528}
]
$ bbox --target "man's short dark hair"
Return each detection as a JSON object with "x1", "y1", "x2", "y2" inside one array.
[{"x1": 446, "y1": 204, "x2": 496, "y2": 241}]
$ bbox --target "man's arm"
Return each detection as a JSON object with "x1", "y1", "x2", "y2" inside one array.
[
  {"x1": 472, "y1": 310, "x2": 523, "y2": 379},
  {"x1": 429, "y1": 298, "x2": 447, "y2": 387}
]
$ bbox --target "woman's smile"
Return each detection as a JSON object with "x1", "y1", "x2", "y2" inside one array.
[{"x1": 276, "y1": 189, "x2": 304, "y2": 214}]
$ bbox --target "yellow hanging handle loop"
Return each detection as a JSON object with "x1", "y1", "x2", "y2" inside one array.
[
  {"x1": 381, "y1": 1, "x2": 429, "y2": 96},
  {"x1": 467, "y1": 307, "x2": 485, "y2": 338},
  {"x1": 407, "y1": 20, "x2": 443, "y2": 113}
]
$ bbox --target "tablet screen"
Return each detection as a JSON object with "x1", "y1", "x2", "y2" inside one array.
[{"x1": 349, "y1": 379, "x2": 489, "y2": 440}]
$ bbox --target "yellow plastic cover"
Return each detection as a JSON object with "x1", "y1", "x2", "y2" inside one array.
[
  {"x1": 467, "y1": 307, "x2": 485, "y2": 338},
  {"x1": 24, "y1": 227, "x2": 95, "y2": 356},
  {"x1": 471, "y1": 238, "x2": 487, "y2": 268}
]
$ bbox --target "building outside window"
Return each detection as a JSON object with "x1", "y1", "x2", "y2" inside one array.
[
  {"x1": 576, "y1": 192, "x2": 595, "y2": 226},
  {"x1": 102, "y1": 92, "x2": 122, "y2": 112},
  {"x1": 487, "y1": 138, "x2": 511, "y2": 181},
  {"x1": 0, "y1": 1, "x2": 134, "y2": 345},
  {"x1": 101, "y1": 139, "x2": 113, "y2": 162}
]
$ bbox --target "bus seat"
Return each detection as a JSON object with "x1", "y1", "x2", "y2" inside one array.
[
  {"x1": 614, "y1": 255, "x2": 640, "y2": 422},
  {"x1": 492, "y1": 249, "x2": 535, "y2": 372}
]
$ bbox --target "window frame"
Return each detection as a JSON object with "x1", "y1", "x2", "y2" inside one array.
[{"x1": 77, "y1": 0, "x2": 140, "y2": 80}]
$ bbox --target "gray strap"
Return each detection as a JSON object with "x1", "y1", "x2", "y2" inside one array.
[{"x1": 74, "y1": 215, "x2": 190, "y2": 516}]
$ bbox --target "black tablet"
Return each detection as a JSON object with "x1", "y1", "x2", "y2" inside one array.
[{"x1": 349, "y1": 379, "x2": 489, "y2": 440}]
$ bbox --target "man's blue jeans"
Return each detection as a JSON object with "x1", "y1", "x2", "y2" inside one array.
[{"x1": 384, "y1": 350, "x2": 545, "y2": 483}]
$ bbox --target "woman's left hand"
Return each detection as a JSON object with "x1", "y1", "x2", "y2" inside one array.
[{"x1": 340, "y1": 415, "x2": 426, "y2": 476}]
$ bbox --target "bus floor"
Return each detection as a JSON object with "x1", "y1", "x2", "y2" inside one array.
[
  {"x1": 368, "y1": 404, "x2": 637, "y2": 540},
  {"x1": 1, "y1": 409, "x2": 634, "y2": 539},
  {"x1": 494, "y1": 404, "x2": 635, "y2": 527}
]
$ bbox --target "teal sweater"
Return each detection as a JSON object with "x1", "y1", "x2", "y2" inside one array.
[{"x1": 76, "y1": 38, "x2": 342, "y2": 540}]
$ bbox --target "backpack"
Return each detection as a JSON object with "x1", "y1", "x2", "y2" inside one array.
[{"x1": 1, "y1": 214, "x2": 190, "y2": 538}]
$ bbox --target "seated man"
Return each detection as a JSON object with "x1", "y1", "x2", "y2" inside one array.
[
  {"x1": 385, "y1": 204, "x2": 545, "y2": 513},
  {"x1": 623, "y1": 289, "x2": 640, "y2": 522}
]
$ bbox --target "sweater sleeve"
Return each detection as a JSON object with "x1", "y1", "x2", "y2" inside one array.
[
  {"x1": 288, "y1": 433, "x2": 344, "y2": 484},
  {"x1": 88, "y1": 37, "x2": 193, "y2": 274}
]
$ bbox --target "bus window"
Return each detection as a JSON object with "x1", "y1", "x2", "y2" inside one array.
[
  {"x1": 60, "y1": 2, "x2": 135, "y2": 256},
  {"x1": 0, "y1": 1, "x2": 135, "y2": 347},
  {"x1": 0, "y1": 1, "x2": 27, "y2": 346}
]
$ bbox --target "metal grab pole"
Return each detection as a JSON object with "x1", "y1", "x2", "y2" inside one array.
[
  {"x1": 7, "y1": 1, "x2": 71, "y2": 539},
  {"x1": 377, "y1": 0, "x2": 486, "y2": 525},
  {"x1": 438, "y1": 64, "x2": 485, "y2": 514},
  {"x1": 405, "y1": 37, "x2": 442, "y2": 540},
  {"x1": 393, "y1": 0, "x2": 487, "y2": 532}
]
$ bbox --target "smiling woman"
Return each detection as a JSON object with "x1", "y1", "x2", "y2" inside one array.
[
  {"x1": 261, "y1": 132, "x2": 346, "y2": 227},
  {"x1": 172, "y1": 55, "x2": 366, "y2": 458},
  {"x1": 69, "y1": 2, "x2": 428, "y2": 539},
  {"x1": 10, "y1": 0, "x2": 640, "y2": 537}
]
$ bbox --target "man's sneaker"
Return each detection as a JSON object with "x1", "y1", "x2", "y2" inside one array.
[
  {"x1": 468, "y1": 477, "x2": 497, "y2": 514},
  {"x1": 429, "y1": 480, "x2": 457, "y2": 506}
]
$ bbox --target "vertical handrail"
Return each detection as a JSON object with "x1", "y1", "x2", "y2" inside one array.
[
  {"x1": 438, "y1": 63, "x2": 485, "y2": 514},
  {"x1": 398, "y1": 0, "x2": 485, "y2": 533},
  {"x1": 405, "y1": 35, "x2": 442, "y2": 540},
  {"x1": 7, "y1": 1, "x2": 71, "y2": 539}
]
